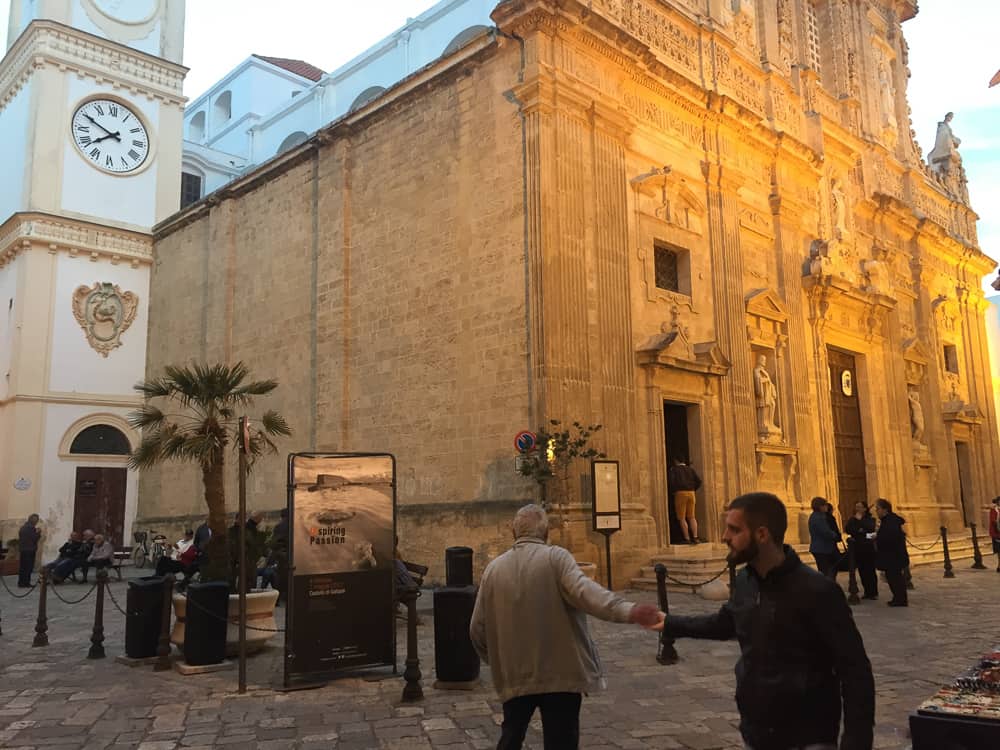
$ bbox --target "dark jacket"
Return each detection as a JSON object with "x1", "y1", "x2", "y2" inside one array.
[
  {"x1": 665, "y1": 547, "x2": 874, "y2": 750},
  {"x1": 845, "y1": 515, "x2": 876, "y2": 559},
  {"x1": 875, "y1": 512, "x2": 909, "y2": 571},
  {"x1": 57, "y1": 540, "x2": 83, "y2": 559},
  {"x1": 18, "y1": 522, "x2": 40, "y2": 552},
  {"x1": 667, "y1": 463, "x2": 702, "y2": 492},
  {"x1": 808, "y1": 511, "x2": 840, "y2": 555}
]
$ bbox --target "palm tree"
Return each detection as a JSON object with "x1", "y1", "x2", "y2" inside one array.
[{"x1": 128, "y1": 362, "x2": 291, "y2": 581}]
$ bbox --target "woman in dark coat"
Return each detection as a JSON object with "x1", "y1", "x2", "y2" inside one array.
[
  {"x1": 808, "y1": 496, "x2": 840, "y2": 580},
  {"x1": 845, "y1": 500, "x2": 878, "y2": 599},
  {"x1": 874, "y1": 498, "x2": 909, "y2": 607}
]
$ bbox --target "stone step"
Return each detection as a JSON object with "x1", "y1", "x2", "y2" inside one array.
[{"x1": 629, "y1": 532, "x2": 987, "y2": 593}]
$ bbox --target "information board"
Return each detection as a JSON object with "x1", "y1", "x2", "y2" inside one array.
[{"x1": 285, "y1": 453, "x2": 396, "y2": 687}]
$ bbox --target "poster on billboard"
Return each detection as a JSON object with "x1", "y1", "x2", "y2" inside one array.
[{"x1": 285, "y1": 452, "x2": 396, "y2": 687}]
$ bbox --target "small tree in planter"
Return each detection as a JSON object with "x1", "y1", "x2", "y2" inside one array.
[
  {"x1": 128, "y1": 362, "x2": 291, "y2": 583},
  {"x1": 517, "y1": 420, "x2": 606, "y2": 526}
]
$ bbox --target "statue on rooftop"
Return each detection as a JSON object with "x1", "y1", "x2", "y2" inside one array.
[{"x1": 927, "y1": 112, "x2": 961, "y2": 175}]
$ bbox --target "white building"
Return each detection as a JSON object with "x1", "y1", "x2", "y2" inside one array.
[
  {"x1": 180, "y1": 0, "x2": 497, "y2": 203},
  {"x1": 0, "y1": 0, "x2": 187, "y2": 559}
]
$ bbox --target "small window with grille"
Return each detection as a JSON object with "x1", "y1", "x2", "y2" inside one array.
[
  {"x1": 805, "y1": 1, "x2": 822, "y2": 76},
  {"x1": 180, "y1": 172, "x2": 202, "y2": 208},
  {"x1": 943, "y1": 344, "x2": 959, "y2": 374},
  {"x1": 654, "y1": 244, "x2": 680, "y2": 292}
]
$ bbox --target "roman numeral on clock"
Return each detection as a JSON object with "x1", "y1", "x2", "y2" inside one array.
[
  {"x1": 89, "y1": 147, "x2": 100, "y2": 159},
  {"x1": 79, "y1": 135, "x2": 91, "y2": 146},
  {"x1": 132, "y1": 140, "x2": 146, "y2": 148},
  {"x1": 109, "y1": 104, "x2": 118, "y2": 117},
  {"x1": 127, "y1": 149, "x2": 141, "y2": 161},
  {"x1": 94, "y1": 104, "x2": 104, "y2": 116},
  {"x1": 105, "y1": 155, "x2": 113, "y2": 168}
]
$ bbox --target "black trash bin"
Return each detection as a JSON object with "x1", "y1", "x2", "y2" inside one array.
[
  {"x1": 445, "y1": 546, "x2": 473, "y2": 587},
  {"x1": 183, "y1": 580, "x2": 229, "y2": 666},
  {"x1": 125, "y1": 576, "x2": 166, "y2": 659},
  {"x1": 433, "y1": 585, "x2": 480, "y2": 683}
]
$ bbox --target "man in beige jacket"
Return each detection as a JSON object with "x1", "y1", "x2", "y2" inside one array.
[{"x1": 470, "y1": 504, "x2": 658, "y2": 749}]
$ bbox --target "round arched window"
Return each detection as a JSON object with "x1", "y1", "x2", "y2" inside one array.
[{"x1": 69, "y1": 425, "x2": 131, "y2": 455}]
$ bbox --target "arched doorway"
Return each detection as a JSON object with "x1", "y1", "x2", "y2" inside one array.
[{"x1": 66, "y1": 423, "x2": 132, "y2": 545}]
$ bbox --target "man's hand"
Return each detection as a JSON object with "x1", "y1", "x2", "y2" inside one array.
[
  {"x1": 645, "y1": 611, "x2": 667, "y2": 632},
  {"x1": 627, "y1": 603, "x2": 661, "y2": 627}
]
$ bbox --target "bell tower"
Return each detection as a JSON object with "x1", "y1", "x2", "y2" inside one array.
[{"x1": 0, "y1": 1, "x2": 187, "y2": 558}]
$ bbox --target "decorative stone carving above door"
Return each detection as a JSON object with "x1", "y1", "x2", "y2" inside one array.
[{"x1": 72, "y1": 282, "x2": 139, "y2": 357}]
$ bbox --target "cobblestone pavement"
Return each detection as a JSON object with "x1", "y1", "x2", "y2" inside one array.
[{"x1": 0, "y1": 562, "x2": 998, "y2": 749}]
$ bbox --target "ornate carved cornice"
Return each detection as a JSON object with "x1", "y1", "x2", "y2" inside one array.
[
  {"x1": 0, "y1": 20, "x2": 187, "y2": 111},
  {"x1": 0, "y1": 212, "x2": 152, "y2": 269}
]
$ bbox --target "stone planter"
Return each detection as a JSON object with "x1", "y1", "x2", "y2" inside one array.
[{"x1": 171, "y1": 589, "x2": 279, "y2": 656}]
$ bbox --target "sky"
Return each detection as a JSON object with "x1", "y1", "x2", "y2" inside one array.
[{"x1": 1, "y1": 0, "x2": 998, "y2": 284}]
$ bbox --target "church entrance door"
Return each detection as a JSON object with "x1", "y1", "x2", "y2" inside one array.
[
  {"x1": 828, "y1": 348, "x2": 868, "y2": 522},
  {"x1": 72, "y1": 467, "x2": 126, "y2": 545},
  {"x1": 663, "y1": 401, "x2": 693, "y2": 545}
]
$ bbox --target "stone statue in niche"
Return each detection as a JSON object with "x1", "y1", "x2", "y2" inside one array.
[
  {"x1": 908, "y1": 390, "x2": 925, "y2": 445},
  {"x1": 927, "y1": 112, "x2": 962, "y2": 175},
  {"x1": 879, "y1": 63, "x2": 897, "y2": 128},
  {"x1": 753, "y1": 354, "x2": 782, "y2": 442},
  {"x1": 830, "y1": 178, "x2": 847, "y2": 240}
]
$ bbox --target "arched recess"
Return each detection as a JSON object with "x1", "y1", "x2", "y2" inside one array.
[
  {"x1": 442, "y1": 25, "x2": 491, "y2": 56},
  {"x1": 59, "y1": 413, "x2": 138, "y2": 461},
  {"x1": 214, "y1": 90, "x2": 232, "y2": 125},
  {"x1": 189, "y1": 111, "x2": 206, "y2": 142},
  {"x1": 277, "y1": 131, "x2": 309, "y2": 154},
  {"x1": 348, "y1": 85, "x2": 386, "y2": 113}
]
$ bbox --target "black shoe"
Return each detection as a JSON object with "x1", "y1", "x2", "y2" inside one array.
[
  {"x1": 862, "y1": 594, "x2": 878, "y2": 600},
  {"x1": 888, "y1": 600, "x2": 908, "y2": 607}
]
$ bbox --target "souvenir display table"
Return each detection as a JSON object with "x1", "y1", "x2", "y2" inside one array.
[{"x1": 910, "y1": 648, "x2": 1000, "y2": 748}]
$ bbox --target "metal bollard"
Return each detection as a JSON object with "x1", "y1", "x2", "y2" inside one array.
[
  {"x1": 88, "y1": 568, "x2": 107, "y2": 659},
  {"x1": 653, "y1": 564, "x2": 679, "y2": 665},
  {"x1": 154, "y1": 576, "x2": 174, "y2": 671},
  {"x1": 846, "y1": 543, "x2": 860, "y2": 605},
  {"x1": 400, "y1": 589, "x2": 423, "y2": 702},
  {"x1": 970, "y1": 523, "x2": 987, "y2": 569},
  {"x1": 940, "y1": 526, "x2": 955, "y2": 579},
  {"x1": 32, "y1": 569, "x2": 49, "y2": 647}
]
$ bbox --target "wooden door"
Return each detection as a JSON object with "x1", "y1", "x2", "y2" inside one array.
[
  {"x1": 828, "y1": 349, "x2": 868, "y2": 521},
  {"x1": 73, "y1": 467, "x2": 127, "y2": 545}
]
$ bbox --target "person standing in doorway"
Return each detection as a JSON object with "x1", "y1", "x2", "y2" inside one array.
[
  {"x1": 17, "y1": 514, "x2": 41, "y2": 588},
  {"x1": 470, "y1": 504, "x2": 659, "y2": 749},
  {"x1": 874, "y1": 498, "x2": 909, "y2": 607},
  {"x1": 988, "y1": 496, "x2": 1000, "y2": 572},
  {"x1": 809, "y1": 496, "x2": 840, "y2": 580},
  {"x1": 845, "y1": 501, "x2": 878, "y2": 599},
  {"x1": 648, "y1": 492, "x2": 874, "y2": 750},
  {"x1": 668, "y1": 457, "x2": 703, "y2": 544}
]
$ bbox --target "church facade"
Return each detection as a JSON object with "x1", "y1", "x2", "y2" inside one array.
[
  {"x1": 0, "y1": 1, "x2": 186, "y2": 557},
  {"x1": 141, "y1": 0, "x2": 998, "y2": 581}
]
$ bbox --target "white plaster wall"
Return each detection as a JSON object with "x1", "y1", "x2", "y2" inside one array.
[
  {"x1": 37, "y1": 403, "x2": 137, "y2": 559},
  {"x1": 69, "y1": 3, "x2": 162, "y2": 58},
  {"x1": 60, "y1": 78, "x2": 163, "y2": 229},
  {"x1": 0, "y1": 80, "x2": 32, "y2": 220},
  {"x1": 0, "y1": 256, "x2": 20, "y2": 402},
  {"x1": 48, "y1": 254, "x2": 149, "y2": 395},
  {"x1": 255, "y1": 96, "x2": 317, "y2": 159}
]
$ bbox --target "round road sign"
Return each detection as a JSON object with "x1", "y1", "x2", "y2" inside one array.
[{"x1": 514, "y1": 430, "x2": 537, "y2": 453}]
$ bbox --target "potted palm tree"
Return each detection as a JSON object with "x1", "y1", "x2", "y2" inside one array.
[{"x1": 129, "y1": 361, "x2": 291, "y2": 655}]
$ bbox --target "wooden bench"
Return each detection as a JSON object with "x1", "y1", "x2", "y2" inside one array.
[
  {"x1": 111, "y1": 546, "x2": 133, "y2": 580},
  {"x1": 403, "y1": 560, "x2": 428, "y2": 588}
]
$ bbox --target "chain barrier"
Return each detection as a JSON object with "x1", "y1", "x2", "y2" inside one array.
[
  {"x1": 906, "y1": 534, "x2": 942, "y2": 552},
  {"x1": 49, "y1": 581, "x2": 98, "y2": 606},
  {"x1": 178, "y1": 589, "x2": 286, "y2": 633},
  {"x1": 103, "y1": 578, "x2": 128, "y2": 617},
  {"x1": 663, "y1": 565, "x2": 729, "y2": 589},
  {"x1": 0, "y1": 574, "x2": 36, "y2": 599}
]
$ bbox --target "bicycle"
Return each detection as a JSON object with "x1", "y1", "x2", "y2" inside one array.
[{"x1": 132, "y1": 530, "x2": 168, "y2": 568}]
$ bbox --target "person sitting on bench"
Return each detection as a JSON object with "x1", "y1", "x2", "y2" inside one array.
[
  {"x1": 45, "y1": 531, "x2": 83, "y2": 583},
  {"x1": 155, "y1": 529, "x2": 195, "y2": 578},
  {"x1": 87, "y1": 534, "x2": 115, "y2": 572}
]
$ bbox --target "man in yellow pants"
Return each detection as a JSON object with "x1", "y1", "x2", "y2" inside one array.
[{"x1": 668, "y1": 458, "x2": 702, "y2": 544}]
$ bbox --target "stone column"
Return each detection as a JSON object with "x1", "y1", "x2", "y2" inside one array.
[{"x1": 703, "y1": 161, "x2": 756, "y2": 497}]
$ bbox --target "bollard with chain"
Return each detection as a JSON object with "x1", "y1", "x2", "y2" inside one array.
[
  {"x1": 155, "y1": 576, "x2": 174, "y2": 671},
  {"x1": 653, "y1": 564, "x2": 679, "y2": 665},
  {"x1": 32, "y1": 569, "x2": 49, "y2": 647},
  {"x1": 846, "y1": 543, "x2": 860, "y2": 605},
  {"x1": 88, "y1": 568, "x2": 108, "y2": 659},
  {"x1": 970, "y1": 523, "x2": 987, "y2": 569},
  {"x1": 400, "y1": 588, "x2": 423, "y2": 702},
  {"x1": 940, "y1": 526, "x2": 955, "y2": 579}
]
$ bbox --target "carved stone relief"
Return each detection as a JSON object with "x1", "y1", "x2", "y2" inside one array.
[{"x1": 72, "y1": 282, "x2": 139, "y2": 357}]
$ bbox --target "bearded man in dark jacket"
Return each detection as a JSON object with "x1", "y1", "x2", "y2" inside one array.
[
  {"x1": 649, "y1": 492, "x2": 874, "y2": 750},
  {"x1": 873, "y1": 498, "x2": 909, "y2": 607}
]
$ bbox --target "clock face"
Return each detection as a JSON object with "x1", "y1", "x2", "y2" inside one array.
[
  {"x1": 90, "y1": 0, "x2": 160, "y2": 24},
  {"x1": 71, "y1": 99, "x2": 150, "y2": 174}
]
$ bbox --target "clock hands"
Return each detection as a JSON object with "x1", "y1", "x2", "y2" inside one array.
[{"x1": 83, "y1": 113, "x2": 121, "y2": 142}]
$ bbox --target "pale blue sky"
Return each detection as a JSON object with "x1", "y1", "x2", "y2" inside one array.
[{"x1": 2, "y1": 1, "x2": 998, "y2": 284}]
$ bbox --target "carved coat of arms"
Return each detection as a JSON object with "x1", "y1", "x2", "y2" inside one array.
[{"x1": 72, "y1": 282, "x2": 139, "y2": 357}]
